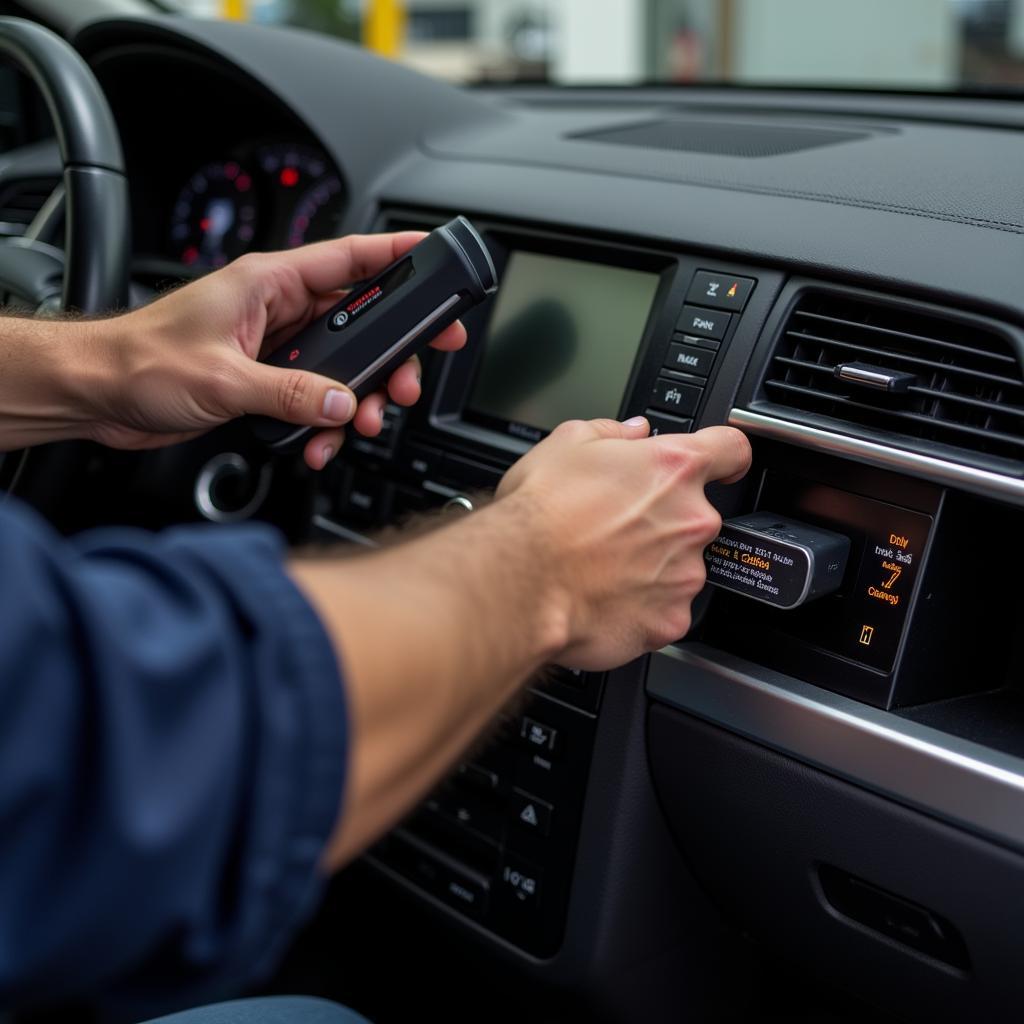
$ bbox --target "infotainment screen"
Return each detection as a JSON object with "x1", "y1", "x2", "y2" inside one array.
[{"x1": 464, "y1": 251, "x2": 660, "y2": 439}]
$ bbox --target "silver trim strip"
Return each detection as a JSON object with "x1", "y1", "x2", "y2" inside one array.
[
  {"x1": 729, "y1": 407, "x2": 1024, "y2": 507},
  {"x1": 311, "y1": 514, "x2": 377, "y2": 548},
  {"x1": 347, "y1": 292, "x2": 461, "y2": 393},
  {"x1": 648, "y1": 643, "x2": 1024, "y2": 853}
]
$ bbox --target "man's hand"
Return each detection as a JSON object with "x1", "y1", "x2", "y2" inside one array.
[
  {"x1": 295, "y1": 416, "x2": 750, "y2": 865},
  {"x1": 498, "y1": 417, "x2": 751, "y2": 670},
  {"x1": 82, "y1": 232, "x2": 465, "y2": 469}
]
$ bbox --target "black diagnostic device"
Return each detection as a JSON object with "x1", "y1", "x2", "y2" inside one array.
[
  {"x1": 251, "y1": 216, "x2": 498, "y2": 451},
  {"x1": 704, "y1": 513, "x2": 851, "y2": 610}
]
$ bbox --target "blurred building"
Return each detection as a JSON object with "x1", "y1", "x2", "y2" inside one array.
[{"x1": 169, "y1": 0, "x2": 1024, "y2": 89}]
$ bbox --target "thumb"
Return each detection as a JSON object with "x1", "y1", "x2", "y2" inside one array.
[
  {"x1": 232, "y1": 358, "x2": 356, "y2": 426},
  {"x1": 585, "y1": 416, "x2": 651, "y2": 441}
]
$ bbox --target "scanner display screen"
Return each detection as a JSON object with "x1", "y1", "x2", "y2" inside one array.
[{"x1": 465, "y1": 251, "x2": 659, "y2": 440}]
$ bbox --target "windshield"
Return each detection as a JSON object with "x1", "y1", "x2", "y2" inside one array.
[{"x1": 168, "y1": 1, "x2": 1024, "y2": 92}]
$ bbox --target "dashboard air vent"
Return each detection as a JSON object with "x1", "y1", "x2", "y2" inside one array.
[
  {"x1": 569, "y1": 119, "x2": 870, "y2": 158},
  {"x1": 762, "y1": 292, "x2": 1024, "y2": 463},
  {"x1": 0, "y1": 177, "x2": 57, "y2": 236}
]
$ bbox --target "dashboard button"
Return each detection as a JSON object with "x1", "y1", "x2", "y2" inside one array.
[
  {"x1": 457, "y1": 761, "x2": 501, "y2": 793},
  {"x1": 511, "y1": 789, "x2": 553, "y2": 836},
  {"x1": 651, "y1": 377, "x2": 702, "y2": 417},
  {"x1": 437, "y1": 865, "x2": 490, "y2": 919},
  {"x1": 337, "y1": 469, "x2": 391, "y2": 525},
  {"x1": 499, "y1": 856, "x2": 542, "y2": 911},
  {"x1": 677, "y1": 304, "x2": 732, "y2": 340},
  {"x1": 645, "y1": 410, "x2": 692, "y2": 436},
  {"x1": 675, "y1": 332, "x2": 720, "y2": 351},
  {"x1": 686, "y1": 271, "x2": 756, "y2": 312},
  {"x1": 665, "y1": 342, "x2": 715, "y2": 378},
  {"x1": 520, "y1": 717, "x2": 560, "y2": 756},
  {"x1": 397, "y1": 443, "x2": 444, "y2": 481}
]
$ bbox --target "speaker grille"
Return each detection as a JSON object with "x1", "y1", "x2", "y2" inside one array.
[{"x1": 569, "y1": 119, "x2": 870, "y2": 158}]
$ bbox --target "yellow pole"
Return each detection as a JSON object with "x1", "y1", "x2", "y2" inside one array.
[
  {"x1": 363, "y1": 0, "x2": 406, "y2": 59},
  {"x1": 221, "y1": 0, "x2": 248, "y2": 21}
]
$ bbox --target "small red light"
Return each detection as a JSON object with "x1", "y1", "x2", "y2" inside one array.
[
  {"x1": 199, "y1": 217, "x2": 211, "y2": 232},
  {"x1": 280, "y1": 167, "x2": 299, "y2": 188},
  {"x1": 288, "y1": 348, "x2": 300, "y2": 361},
  {"x1": 182, "y1": 246, "x2": 199, "y2": 265},
  {"x1": 236, "y1": 174, "x2": 252, "y2": 192}
]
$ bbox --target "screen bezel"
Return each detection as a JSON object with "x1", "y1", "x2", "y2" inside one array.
[{"x1": 428, "y1": 227, "x2": 680, "y2": 458}]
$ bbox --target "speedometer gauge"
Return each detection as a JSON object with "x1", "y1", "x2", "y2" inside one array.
[
  {"x1": 287, "y1": 175, "x2": 343, "y2": 247},
  {"x1": 170, "y1": 161, "x2": 258, "y2": 269},
  {"x1": 256, "y1": 143, "x2": 344, "y2": 247}
]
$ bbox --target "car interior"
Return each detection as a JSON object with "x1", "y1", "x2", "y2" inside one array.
[{"x1": 3, "y1": 1, "x2": 1024, "y2": 1021}]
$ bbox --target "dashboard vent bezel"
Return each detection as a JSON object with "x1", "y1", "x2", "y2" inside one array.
[
  {"x1": 0, "y1": 177, "x2": 58, "y2": 237},
  {"x1": 749, "y1": 283, "x2": 1024, "y2": 475}
]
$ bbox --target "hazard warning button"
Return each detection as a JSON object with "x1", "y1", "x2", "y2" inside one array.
[{"x1": 511, "y1": 788, "x2": 553, "y2": 836}]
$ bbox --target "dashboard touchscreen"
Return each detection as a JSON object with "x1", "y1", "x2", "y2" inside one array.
[{"x1": 464, "y1": 251, "x2": 659, "y2": 438}]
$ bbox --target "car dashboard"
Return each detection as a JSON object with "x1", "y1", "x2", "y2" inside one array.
[{"x1": 11, "y1": 11, "x2": 1024, "y2": 1022}]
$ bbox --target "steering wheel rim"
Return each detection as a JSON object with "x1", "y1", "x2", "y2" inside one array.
[
  {"x1": 0, "y1": 17, "x2": 129, "y2": 313},
  {"x1": 0, "y1": 17, "x2": 131, "y2": 510}
]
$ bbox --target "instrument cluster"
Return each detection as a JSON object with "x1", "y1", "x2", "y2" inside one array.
[{"x1": 167, "y1": 141, "x2": 344, "y2": 269}]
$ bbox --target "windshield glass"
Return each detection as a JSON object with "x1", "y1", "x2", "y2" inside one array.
[{"x1": 168, "y1": 1, "x2": 1024, "y2": 92}]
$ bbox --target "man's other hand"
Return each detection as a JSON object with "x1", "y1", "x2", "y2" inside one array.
[{"x1": 88, "y1": 233, "x2": 466, "y2": 470}]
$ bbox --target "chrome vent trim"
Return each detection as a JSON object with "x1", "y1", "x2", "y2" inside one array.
[{"x1": 729, "y1": 408, "x2": 1024, "y2": 508}]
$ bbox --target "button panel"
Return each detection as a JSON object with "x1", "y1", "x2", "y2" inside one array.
[
  {"x1": 686, "y1": 270, "x2": 756, "y2": 312},
  {"x1": 369, "y1": 689, "x2": 597, "y2": 956}
]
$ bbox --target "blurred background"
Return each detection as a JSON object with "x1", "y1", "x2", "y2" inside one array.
[{"x1": 166, "y1": 0, "x2": 1024, "y2": 90}]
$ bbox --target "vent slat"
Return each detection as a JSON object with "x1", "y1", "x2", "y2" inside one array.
[
  {"x1": 792, "y1": 309, "x2": 1017, "y2": 365},
  {"x1": 785, "y1": 330, "x2": 1022, "y2": 389},
  {"x1": 906, "y1": 385, "x2": 1024, "y2": 420},
  {"x1": 764, "y1": 380, "x2": 1024, "y2": 452},
  {"x1": 763, "y1": 292, "x2": 1024, "y2": 463}
]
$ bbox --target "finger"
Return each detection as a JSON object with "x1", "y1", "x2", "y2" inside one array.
[
  {"x1": 303, "y1": 428, "x2": 345, "y2": 471},
  {"x1": 270, "y1": 231, "x2": 427, "y2": 296},
  {"x1": 428, "y1": 319, "x2": 468, "y2": 352},
  {"x1": 659, "y1": 426, "x2": 752, "y2": 485},
  {"x1": 353, "y1": 391, "x2": 387, "y2": 436},
  {"x1": 386, "y1": 357, "x2": 421, "y2": 407},
  {"x1": 233, "y1": 358, "x2": 357, "y2": 427},
  {"x1": 576, "y1": 416, "x2": 652, "y2": 441}
]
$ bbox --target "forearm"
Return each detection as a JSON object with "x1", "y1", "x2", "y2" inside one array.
[
  {"x1": 290, "y1": 493, "x2": 569, "y2": 868},
  {"x1": 0, "y1": 314, "x2": 113, "y2": 449}
]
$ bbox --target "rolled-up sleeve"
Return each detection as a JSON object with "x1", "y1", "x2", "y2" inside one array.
[{"x1": 0, "y1": 498, "x2": 347, "y2": 1014}]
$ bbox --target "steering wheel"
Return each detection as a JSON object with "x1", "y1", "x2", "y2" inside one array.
[{"x1": 0, "y1": 17, "x2": 130, "y2": 506}]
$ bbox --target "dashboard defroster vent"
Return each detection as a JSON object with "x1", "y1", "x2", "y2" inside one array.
[
  {"x1": 761, "y1": 292, "x2": 1024, "y2": 464},
  {"x1": 569, "y1": 119, "x2": 870, "y2": 158},
  {"x1": 0, "y1": 177, "x2": 58, "y2": 236}
]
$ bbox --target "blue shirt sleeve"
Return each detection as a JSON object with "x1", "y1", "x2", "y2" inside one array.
[{"x1": 0, "y1": 497, "x2": 348, "y2": 1015}]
